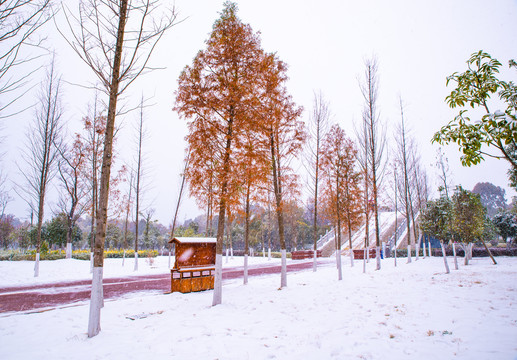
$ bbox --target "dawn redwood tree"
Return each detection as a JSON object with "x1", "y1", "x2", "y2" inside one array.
[
  {"x1": 359, "y1": 57, "x2": 386, "y2": 270},
  {"x1": 168, "y1": 150, "x2": 190, "y2": 268},
  {"x1": 255, "y1": 53, "x2": 305, "y2": 288},
  {"x1": 121, "y1": 170, "x2": 134, "y2": 266},
  {"x1": 17, "y1": 59, "x2": 62, "y2": 277},
  {"x1": 132, "y1": 97, "x2": 149, "y2": 272},
  {"x1": 56, "y1": 134, "x2": 89, "y2": 259},
  {"x1": 175, "y1": 2, "x2": 264, "y2": 305},
  {"x1": 356, "y1": 113, "x2": 371, "y2": 270},
  {"x1": 320, "y1": 124, "x2": 361, "y2": 276},
  {"x1": 305, "y1": 92, "x2": 330, "y2": 271},
  {"x1": 80, "y1": 102, "x2": 126, "y2": 270},
  {"x1": 238, "y1": 129, "x2": 269, "y2": 284},
  {"x1": 62, "y1": 0, "x2": 177, "y2": 337},
  {"x1": 395, "y1": 100, "x2": 416, "y2": 263},
  {"x1": 184, "y1": 122, "x2": 217, "y2": 237}
]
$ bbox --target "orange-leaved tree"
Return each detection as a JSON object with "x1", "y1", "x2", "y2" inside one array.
[
  {"x1": 253, "y1": 53, "x2": 305, "y2": 288},
  {"x1": 236, "y1": 128, "x2": 270, "y2": 284},
  {"x1": 320, "y1": 124, "x2": 362, "y2": 278},
  {"x1": 174, "y1": 2, "x2": 264, "y2": 306}
]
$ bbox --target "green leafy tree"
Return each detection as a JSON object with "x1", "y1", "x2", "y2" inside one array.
[
  {"x1": 0, "y1": 214, "x2": 15, "y2": 248},
  {"x1": 420, "y1": 195, "x2": 453, "y2": 273},
  {"x1": 451, "y1": 186, "x2": 485, "y2": 245},
  {"x1": 105, "y1": 223, "x2": 123, "y2": 249},
  {"x1": 433, "y1": 51, "x2": 517, "y2": 173},
  {"x1": 493, "y1": 210, "x2": 517, "y2": 245},
  {"x1": 46, "y1": 213, "x2": 82, "y2": 249},
  {"x1": 420, "y1": 196, "x2": 453, "y2": 243}
]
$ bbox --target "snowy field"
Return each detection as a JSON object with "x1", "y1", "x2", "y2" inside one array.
[{"x1": 1, "y1": 256, "x2": 517, "y2": 359}]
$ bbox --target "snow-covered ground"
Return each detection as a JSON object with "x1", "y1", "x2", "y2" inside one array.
[{"x1": 1, "y1": 256, "x2": 517, "y2": 359}]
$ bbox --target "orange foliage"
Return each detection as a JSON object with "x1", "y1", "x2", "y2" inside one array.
[{"x1": 320, "y1": 124, "x2": 363, "y2": 245}]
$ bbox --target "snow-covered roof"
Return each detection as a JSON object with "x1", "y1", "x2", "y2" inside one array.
[{"x1": 169, "y1": 237, "x2": 217, "y2": 244}]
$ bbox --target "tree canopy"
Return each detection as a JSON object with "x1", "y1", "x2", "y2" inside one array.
[{"x1": 432, "y1": 51, "x2": 517, "y2": 174}]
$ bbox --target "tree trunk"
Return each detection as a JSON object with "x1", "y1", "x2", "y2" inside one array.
[
  {"x1": 88, "y1": 0, "x2": 128, "y2": 338},
  {"x1": 452, "y1": 242, "x2": 458, "y2": 270},
  {"x1": 463, "y1": 243, "x2": 469, "y2": 265},
  {"x1": 66, "y1": 217, "x2": 73, "y2": 259},
  {"x1": 270, "y1": 131, "x2": 287, "y2": 288},
  {"x1": 244, "y1": 182, "x2": 250, "y2": 285},
  {"x1": 440, "y1": 241, "x2": 450, "y2": 274},
  {"x1": 481, "y1": 239, "x2": 497, "y2": 265}
]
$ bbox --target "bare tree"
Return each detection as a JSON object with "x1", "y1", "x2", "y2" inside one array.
[
  {"x1": 359, "y1": 57, "x2": 386, "y2": 270},
  {"x1": 305, "y1": 91, "x2": 330, "y2": 272},
  {"x1": 434, "y1": 147, "x2": 453, "y2": 199},
  {"x1": 395, "y1": 99, "x2": 418, "y2": 263},
  {"x1": 0, "y1": 176, "x2": 12, "y2": 219},
  {"x1": 132, "y1": 97, "x2": 149, "y2": 272},
  {"x1": 122, "y1": 169, "x2": 134, "y2": 266},
  {"x1": 355, "y1": 114, "x2": 370, "y2": 272},
  {"x1": 168, "y1": 150, "x2": 190, "y2": 268},
  {"x1": 56, "y1": 134, "x2": 89, "y2": 259},
  {"x1": 0, "y1": 0, "x2": 52, "y2": 116},
  {"x1": 16, "y1": 59, "x2": 62, "y2": 277},
  {"x1": 61, "y1": 0, "x2": 178, "y2": 337}
]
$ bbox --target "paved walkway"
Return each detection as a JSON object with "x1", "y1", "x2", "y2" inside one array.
[{"x1": 0, "y1": 258, "x2": 333, "y2": 314}]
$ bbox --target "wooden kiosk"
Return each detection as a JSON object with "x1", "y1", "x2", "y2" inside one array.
[{"x1": 168, "y1": 237, "x2": 216, "y2": 293}]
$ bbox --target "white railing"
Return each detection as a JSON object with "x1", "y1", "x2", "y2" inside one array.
[{"x1": 316, "y1": 227, "x2": 336, "y2": 250}]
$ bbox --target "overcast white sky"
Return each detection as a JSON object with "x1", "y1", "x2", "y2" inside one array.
[{"x1": 2, "y1": 0, "x2": 517, "y2": 225}]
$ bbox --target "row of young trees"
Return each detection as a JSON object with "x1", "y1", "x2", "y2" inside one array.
[
  {"x1": 174, "y1": 3, "x2": 434, "y2": 303},
  {"x1": 1, "y1": 0, "x2": 179, "y2": 337},
  {"x1": 420, "y1": 186, "x2": 498, "y2": 273}
]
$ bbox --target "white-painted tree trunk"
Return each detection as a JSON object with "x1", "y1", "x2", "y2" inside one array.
[
  {"x1": 134, "y1": 252, "x2": 139, "y2": 271},
  {"x1": 362, "y1": 248, "x2": 366, "y2": 273},
  {"x1": 230, "y1": 248, "x2": 233, "y2": 258},
  {"x1": 337, "y1": 252, "x2": 342, "y2": 280},
  {"x1": 262, "y1": 247, "x2": 265, "y2": 258},
  {"x1": 394, "y1": 245, "x2": 397, "y2": 267},
  {"x1": 66, "y1": 243, "x2": 72, "y2": 259},
  {"x1": 428, "y1": 238, "x2": 432, "y2": 257},
  {"x1": 452, "y1": 242, "x2": 458, "y2": 270},
  {"x1": 34, "y1": 253, "x2": 40, "y2": 277},
  {"x1": 440, "y1": 242, "x2": 450, "y2": 274},
  {"x1": 90, "y1": 252, "x2": 94, "y2": 274},
  {"x1": 415, "y1": 241, "x2": 420, "y2": 261},
  {"x1": 349, "y1": 250, "x2": 354, "y2": 267},
  {"x1": 168, "y1": 249, "x2": 171, "y2": 268},
  {"x1": 268, "y1": 247, "x2": 271, "y2": 261},
  {"x1": 422, "y1": 237, "x2": 426, "y2": 259},
  {"x1": 243, "y1": 254, "x2": 248, "y2": 285},
  {"x1": 376, "y1": 246, "x2": 381, "y2": 270},
  {"x1": 88, "y1": 266, "x2": 103, "y2": 337},
  {"x1": 313, "y1": 250, "x2": 317, "y2": 272},
  {"x1": 469, "y1": 243, "x2": 473, "y2": 261},
  {"x1": 382, "y1": 242, "x2": 386, "y2": 260},
  {"x1": 225, "y1": 248, "x2": 229, "y2": 263},
  {"x1": 280, "y1": 249, "x2": 287, "y2": 288},
  {"x1": 407, "y1": 244, "x2": 412, "y2": 263},
  {"x1": 122, "y1": 249, "x2": 125, "y2": 267},
  {"x1": 212, "y1": 254, "x2": 223, "y2": 306}
]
